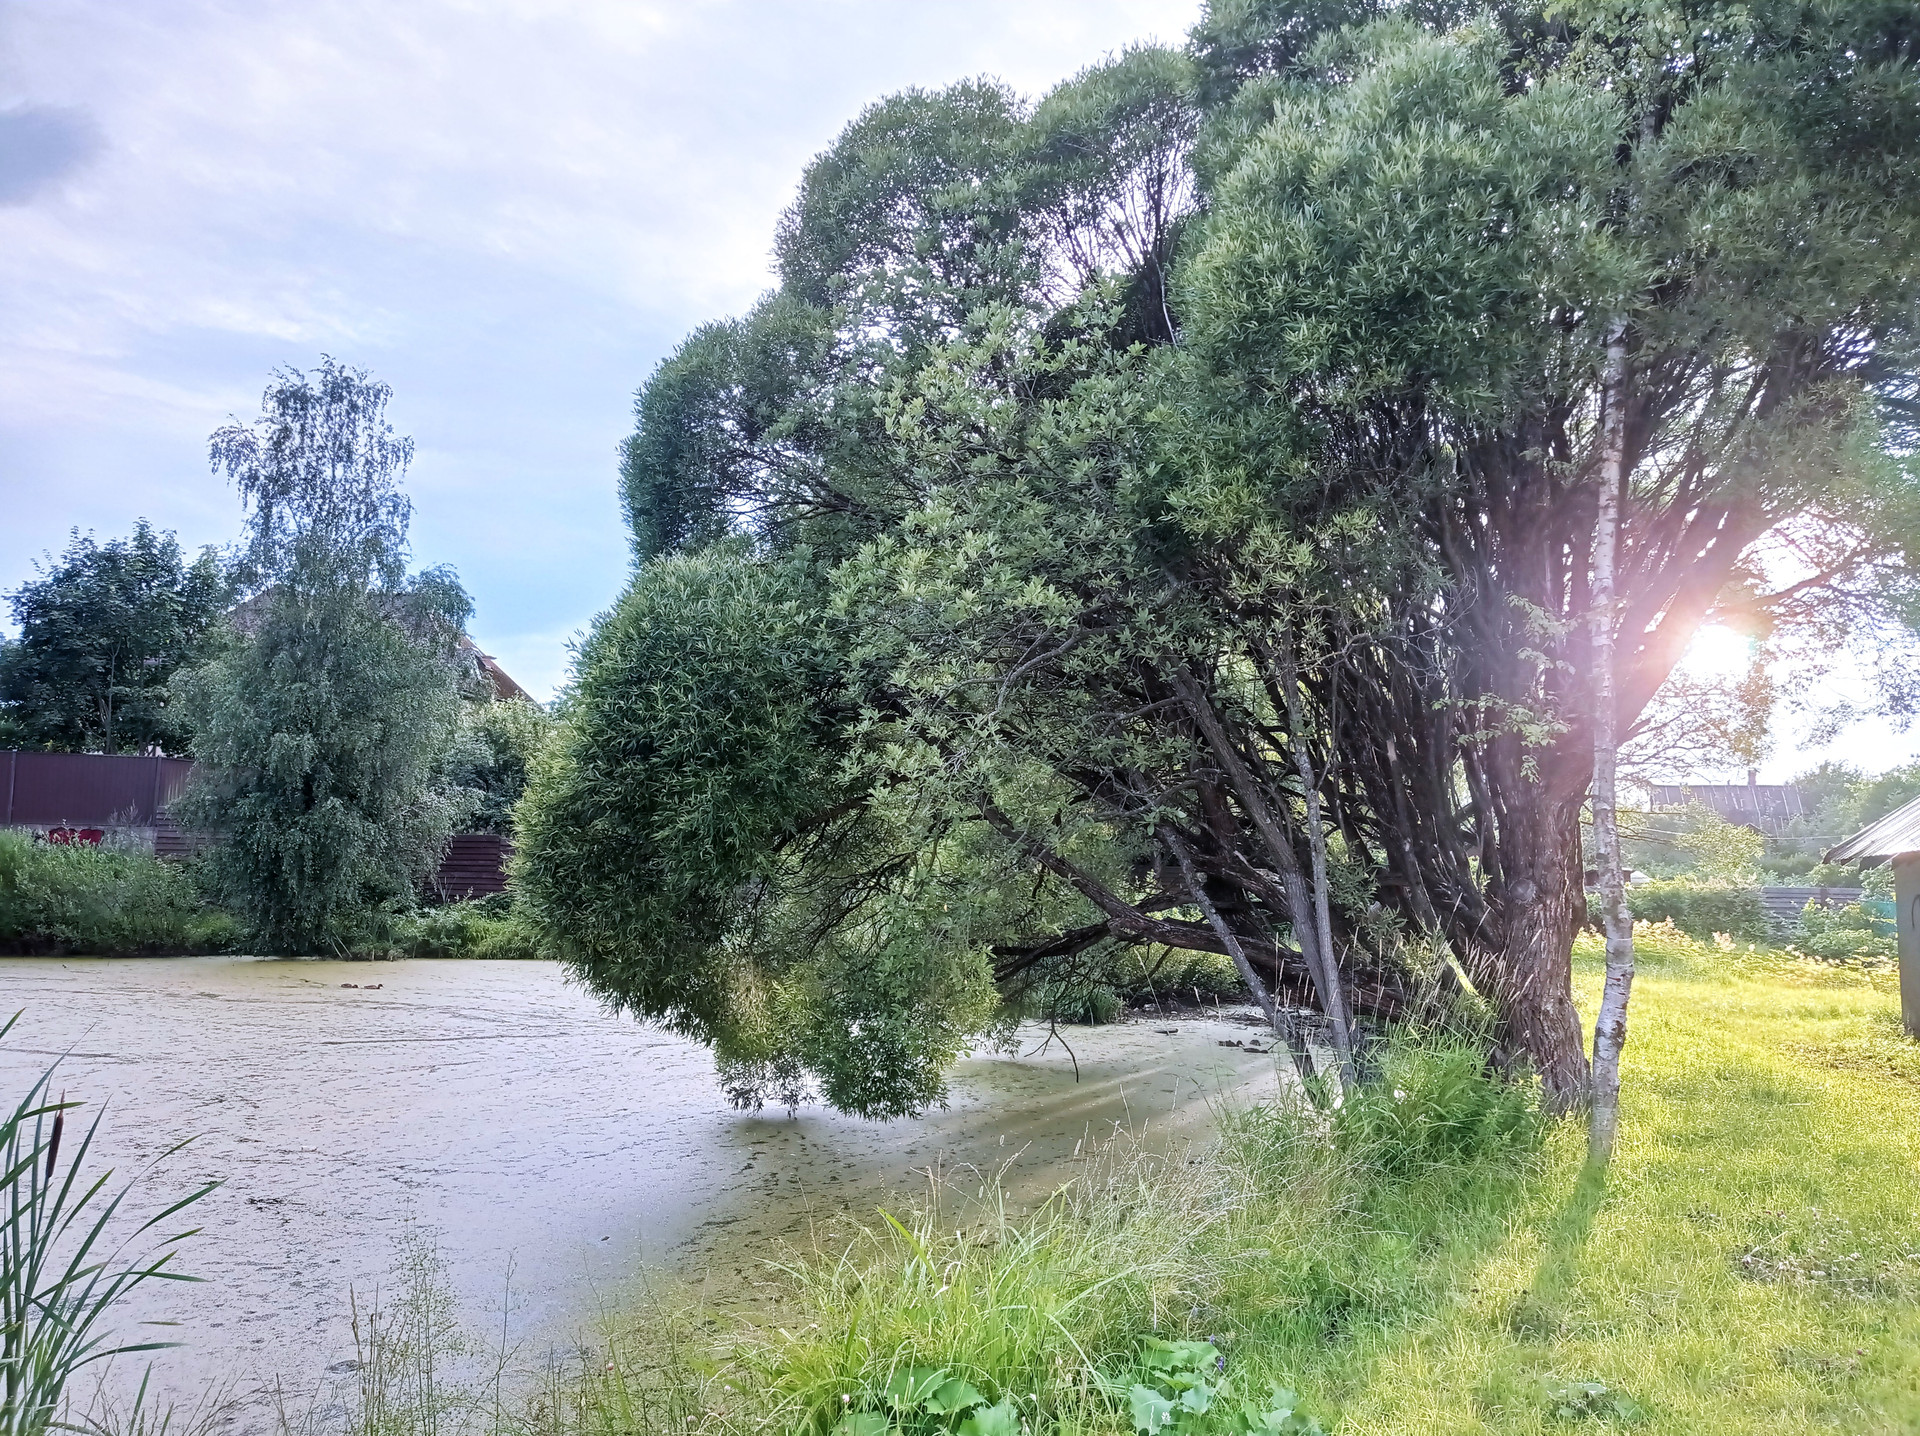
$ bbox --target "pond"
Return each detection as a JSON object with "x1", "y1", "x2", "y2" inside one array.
[{"x1": 0, "y1": 956, "x2": 1285, "y2": 1426}]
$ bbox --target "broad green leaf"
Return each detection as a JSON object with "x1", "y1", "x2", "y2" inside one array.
[
  {"x1": 1140, "y1": 1339, "x2": 1219, "y2": 1374},
  {"x1": 959, "y1": 1398, "x2": 1022, "y2": 1436},
  {"x1": 1610, "y1": 1393, "x2": 1648, "y2": 1422},
  {"x1": 1176, "y1": 1377, "x2": 1216, "y2": 1415},
  {"x1": 927, "y1": 1377, "x2": 987, "y2": 1414},
  {"x1": 833, "y1": 1414, "x2": 891, "y2": 1436},
  {"x1": 883, "y1": 1366, "x2": 948, "y2": 1412},
  {"x1": 1237, "y1": 1388, "x2": 1320, "y2": 1436},
  {"x1": 1129, "y1": 1383, "x2": 1178, "y2": 1434}
]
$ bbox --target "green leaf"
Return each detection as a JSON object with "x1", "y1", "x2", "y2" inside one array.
[
  {"x1": 1610, "y1": 1393, "x2": 1648, "y2": 1422},
  {"x1": 927, "y1": 1377, "x2": 988, "y2": 1414},
  {"x1": 1140, "y1": 1339, "x2": 1220, "y2": 1374},
  {"x1": 959, "y1": 1398, "x2": 1022, "y2": 1436},
  {"x1": 882, "y1": 1365, "x2": 949, "y2": 1412},
  {"x1": 1236, "y1": 1387, "x2": 1321, "y2": 1436},
  {"x1": 1129, "y1": 1383, "x2": 1178, "y2": 1434},
  {"x1": 833, "y1": 1414, "x2": 891, "y2": 1436},
  {"x1": 1176, "y1": 1377, "x2": 1216, "y2": 1415}
]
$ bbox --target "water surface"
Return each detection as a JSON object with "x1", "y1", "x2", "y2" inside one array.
[{"x1": 0, "y1": 957, "x2": 1283, "y2": 1419}]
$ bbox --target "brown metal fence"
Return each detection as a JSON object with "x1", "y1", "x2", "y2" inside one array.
[
  {"x1": 1, "y1": 750, "x2": 507, "y2": 898},
  {"x1": 1, "y1": 750, "x2": 194, "y2": 827}
]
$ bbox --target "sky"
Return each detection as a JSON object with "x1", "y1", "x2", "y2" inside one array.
[
  {"x1": 0, "y1": 0, "x2": 1201, "y2": 697},
  {"x1": 2, "y1": 0, "x2": 1912, "y2": 784}
]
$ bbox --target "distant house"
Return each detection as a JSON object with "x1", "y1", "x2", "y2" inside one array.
[
  {"x1": 1647, "y1": 772, "x2": 1806, "y2": 837},
  {"x1": 458, "y1": 636, "x2": 532, "y2": 703}
]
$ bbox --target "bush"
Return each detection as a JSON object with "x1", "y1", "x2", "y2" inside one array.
[
  {"x1": 1795, "y1": 901, "x2": 1898, "y2": 965},
  {"x1": 0, "y1": 831, "x2": 238, "y2": 955},
  {"x1": 381, "y1": 895, "x2": 550, "y2": 960},
  {"x1": 1621, "y1": 879, "x2": 1768, "y2": 941}
]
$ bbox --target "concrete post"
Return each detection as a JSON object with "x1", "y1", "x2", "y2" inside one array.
[{"x1": 1897, "y1": 853, "x2": 1920, "y2": 1040}]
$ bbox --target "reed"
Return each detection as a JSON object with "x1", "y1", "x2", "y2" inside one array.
[{"x1": 0, "y1": 1011, "x2": 217, "y2": 1436}]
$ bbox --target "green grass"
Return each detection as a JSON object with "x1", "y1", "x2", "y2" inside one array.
[
  {"x1": 550, "y1": 927, "x2": 1920, "y2": 1436},
  {"x1": 1273, "y1": 929, "x2": 1920, "y2": 1433}
]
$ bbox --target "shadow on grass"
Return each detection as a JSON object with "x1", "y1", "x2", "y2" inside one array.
[{"x1": 1510, "y1": 1154, "x2": 1610, "y2": 1340}]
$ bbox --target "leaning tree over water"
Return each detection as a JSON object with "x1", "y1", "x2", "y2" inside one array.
[{"x1": 518, "y1": 1, "x2": 1920, "y2": 1116}]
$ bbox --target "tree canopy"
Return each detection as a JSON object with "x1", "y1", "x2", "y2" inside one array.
[
  {"x1": 0, "y1": 521, "x2": 230, "y2": 755},
  {"x1": 179, "y1": 359, "x2": 473, "y2": 954},
  {"x1": 519, "y1": 0, "x2": 1920, "y2": 1113}
]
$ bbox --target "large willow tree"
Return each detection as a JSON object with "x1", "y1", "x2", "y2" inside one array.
[{"x1": 519, "y1": 1, "x2": 1920, "y2": 1114}]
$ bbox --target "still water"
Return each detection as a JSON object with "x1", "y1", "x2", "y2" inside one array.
[{"x1": 0, "y1": 957, "x2": 1283, "y2": 1420}]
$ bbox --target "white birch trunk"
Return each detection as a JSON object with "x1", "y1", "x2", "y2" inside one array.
[{"x1": 1589, "y1": 319, "x2": 1635, "y2": 1162}]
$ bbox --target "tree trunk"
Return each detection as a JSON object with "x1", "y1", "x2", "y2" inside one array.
[
  {"x1": 1588, "y1": 319, "x2": 1636, "y2": 1160},
  {"x1": 1162, "y1": 825, "x2": 1319, "y2": 1093},
  {"x1": 1270, "y1": 633, "x2": 1360, "y2": 1076},
  {"x1": 1486, "y1": 807, "x2": 1593, "y2": 1112},
  {"x1": 1174, "y1": 673, "x2": 1359, "y2": 1091}
]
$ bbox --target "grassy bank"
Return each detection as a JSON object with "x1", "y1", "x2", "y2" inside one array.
[
  {"x1": 0, "y1": 829, "x2": 239, "y2": 955},
  {"x1": 541, "y1": 928, "x2": 1917, "y2": 1435},
  {"x1": 0, "y1": 829, "x2": 549, "y2": 958}
]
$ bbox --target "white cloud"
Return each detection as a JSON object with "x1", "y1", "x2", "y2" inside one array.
[{"x1": 1, "y1": 1, "x2": 1201, "y2": 697}]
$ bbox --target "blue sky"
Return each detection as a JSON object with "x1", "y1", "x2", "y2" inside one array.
[
  {"x1": 2, "y1": 0, "x2": 1912, "y2": 784},
  {"x1": 0, "y1": 0, "x2": 1201, "y2": 699}
]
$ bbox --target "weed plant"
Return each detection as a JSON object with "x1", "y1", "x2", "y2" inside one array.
[{"x1": 0, "y1": 833, "x2": 238, "y2": 956}]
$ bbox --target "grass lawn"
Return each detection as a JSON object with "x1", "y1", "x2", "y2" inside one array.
[
  {"x1": 591, "y1": 929, "x2": 1920, "y2": 1435},
  {"x1": 1281, "y1": 933, "x2": 1920, "y2": 1433}
]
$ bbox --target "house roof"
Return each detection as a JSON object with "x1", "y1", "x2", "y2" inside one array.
[
  {"x1": 457, "y1": 636, "x2": 531, "y2": 703},
  {"x1": 1826, "y1": 792, "x2": 1920, "y2": 865},
  {"x1": 1647, "y1": 782, "x2": 1806, "y2": 835}
]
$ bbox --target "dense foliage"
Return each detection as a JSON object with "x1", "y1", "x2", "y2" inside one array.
[
  {"x1": 0, "y1": 830, "x2": 236, "y2": 955},
  {"x1": 446, "y1": 696, "x2": 552, "y2": 836},
  {"x1": 1622, "y1": 880, "x2": 1768, "y2": 944},
  {"x1": 178, "y1": 360, "x2": 473, "y2": 954},
  {"x1": 521, "y1": 0, "x2": 1920, "y2": 1112},
  {"x1": 0, "y1": 521, "x2": 230, "y2": 754}
]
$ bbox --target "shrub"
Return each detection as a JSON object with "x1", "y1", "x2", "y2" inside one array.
[
  {"x1": 0, "y1": 831, "x2": 237, "y2": 955},
  {"x1": 1795, "y1": 901, "x2": 1897, "y2": 965},
  {"x1": 1621, "y1": 879, "x2": 1768, "y2": 942},
  {"x1": 381, "y1": 895, "x2": 550, "y2": 960}
]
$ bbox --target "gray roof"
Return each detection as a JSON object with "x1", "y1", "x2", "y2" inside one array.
[
  {"x1": 1647, "y1": 782, "x2": 1806, "y2": 836},
  {"x1": 1826, "y1": 793, "x2": 1920, "y2": 864}
]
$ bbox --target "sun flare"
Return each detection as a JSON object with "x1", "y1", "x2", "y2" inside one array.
[{"x1": 1677, "y1": 622, "x2": 1756, "y2": 681}]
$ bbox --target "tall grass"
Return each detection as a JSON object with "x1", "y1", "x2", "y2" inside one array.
[
  {"x1": 0, "y1": 1012, "x2": 216, "y2": 1436},
  {"x1": 0, "y1": 833, "x2": 237, "y2": 956}
]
